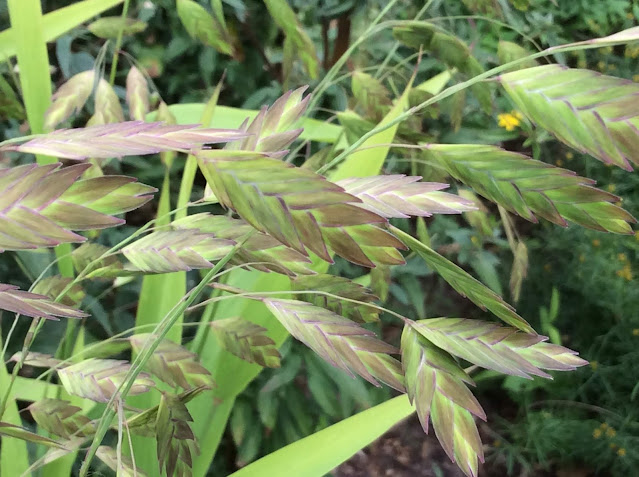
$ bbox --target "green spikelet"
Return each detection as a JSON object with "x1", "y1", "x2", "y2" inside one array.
[
  {"x1": 0, "y1": 284, "x2": 85, "y2": 320},
  {"x1": 129, "y1": 334, "x2": 214, "y2": 389},
  {"x1": 401, "y1": 325, "x2": 484, "y2": 477},
  {"x1": 171, "y1": 213, "x2": 314, "y2": 276},
  {"x1": 263, "y1": 298, "x2": 405, "y2": 391},
  {"x1": 424, "y1": 144, "x2": 636, "y2": 233},
  {"x1": 392, "y1": 226, "x2": 533, "y2": 333},
  {"x1": 122, "y1": 231, "x2": 235, "y2": 273},
  {"x1": 28, "y1": 399, "x2": 93, "y2": 439},
  {"x1": 197, "y1": 89, "x2": 408, "y2": 268},
  {"x1": 337, "y1": 175, "x2": 475, "y2": 218},
  {"x1": 291, "y1": 274, "x2": 380, "y2": 323},
  {"x1": 210, "y1": 317, "x2": 281, "y2": 368},
  {"x1": 501, "y1": 64, "x2": 639, "y2": 170},
  {"x1": 126, "y1": 66, "x2": 150, "y2": 121},
  {"x1": 57, "y1": 359, "x2": 154, "y2": 403},
  {"x1": 44, "y1": 70, "x2": 95, "y2": 129},
  {"x1": 412, "y1": 318, "x2": 587, "y2": 379}
]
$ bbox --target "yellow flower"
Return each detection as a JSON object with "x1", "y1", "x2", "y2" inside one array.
[
  {"x1": 606, "y1": 427, "x2": 617, "y2": 438},
  {"x1": 610, "y1": 443, "x2": 617, "y2": 450},
  {"x1": 579, "y1": 254, "x2": 585, "y2": 263},
  {"x1": 555, "y1": 159, "x2": 564, "y2": 167},
  {"x1": 471, "y1": 235, "x2": 480, "y2": 246},
  {"x1": 600, "y1": 423, "x2": 608, "y2": 430},
  {"x1": 493, "y1": 439, "x2": 502, "y2": 448},
  {"x1": 618, "y1": 253, "x2": 627, "y2": 262},
  {"x1": 593, "y1": 428, "x2": 602, "y2": 438},
  {"x1": 628, "y1": 12, "x2": 635, "y2": 20},
  {"x1": 498, "y1": 112, "x2": 522, "y2": 131},
  {"x1": 618, "y1": 448, "x2": 626, "y2": 457},
  {"x1": 591, "y1": 361, "x2": 598, "y2": 371},
  {"x1": 565, "y1": 152, "x2": 574, "y2": 160},
  {"x1": 592, "y1": 239, "x2": 601, "y2": 247},
  {"x1": 633, "y1": 75, "x2": 639, "y2": 83},
  {"x1": 633, "y1": 328, "x2": 639, "y2": 336},
  {"x1": 607, "y1": 184, "x2": 616, "y2": 193},
  {"x1": 607, "y1": 64, "x2": 617, "y2": 72},
  {"x1": 597, "y1": 61, "x2": 606, "y2": 71},
  {"x1": 616, "y1": 264, "x2": 633, "y2": 281}
]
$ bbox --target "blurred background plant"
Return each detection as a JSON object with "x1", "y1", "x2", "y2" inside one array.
[{"x1": 0, "y1": 0, "x2": 638, "y2": 476}]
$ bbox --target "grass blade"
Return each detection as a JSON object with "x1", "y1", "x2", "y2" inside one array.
[
  {"x1": 0, "y1": 0, "x2": 124, "y2": 62},
  {"x1": 229, "y1": 394, "x2": 414, "y2": 477}
]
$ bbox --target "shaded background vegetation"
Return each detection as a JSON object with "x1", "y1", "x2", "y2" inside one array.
[{"x1": 1, "y1": 0, "x2": 638, "y2": 475}]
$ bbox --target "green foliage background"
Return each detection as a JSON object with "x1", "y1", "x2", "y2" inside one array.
[{"x1": 1, "y1": 0, "x2": 638, "y2": 475}]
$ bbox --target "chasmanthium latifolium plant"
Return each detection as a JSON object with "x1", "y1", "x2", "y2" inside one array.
[{"x1": 2, "y1": 18, "x2": 639, "y2": 477}]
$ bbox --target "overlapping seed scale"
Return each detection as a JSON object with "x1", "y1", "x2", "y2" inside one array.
[{"x1": 501, "y1": 64, "x2": 639, "y2": 170}]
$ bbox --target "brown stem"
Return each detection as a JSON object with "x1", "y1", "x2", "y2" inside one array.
[
  {"x1": 322, "y1": 18, "x2": 331, "y2": 71},
  {"x1": 330, "y1": 14, "x2": 352, "y2": 68}
]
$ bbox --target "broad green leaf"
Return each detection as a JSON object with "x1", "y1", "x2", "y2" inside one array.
[
  {"x1": 155, "y1": 104, "x2": 345, "y2": 145},
  {"x1": 331, "y1": 76, "x2": 413, "y2": 180},
  {"x1": 0, "y1": 336, "x2": 30, "y2": 476},
  {"x1": 390, "y1": 226, "x2": 534, "y2": 333},
  {"x1": 7, "y1": 0, "x2": 53, "y2": 165},
  {"x1": 425, "y1": 144, "x2": 636, "y2": 233},
  {"x1": 501, "y1": 64, "x2": 639, "y2": 170},
  {"x1": 414, "y1": 70, "x2": 452, "y2": 95},
  {"x1": 0, "y1": 0, "x2": 124, "y2": 62},
  {"x1": 12, "y1": 376, "x2": 62, "y2": 401},
  {"x1": 229, "y1": 394, "x2": 415, "y2": 477}
]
